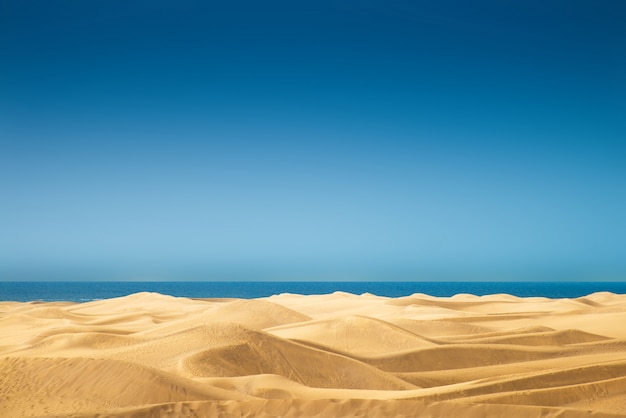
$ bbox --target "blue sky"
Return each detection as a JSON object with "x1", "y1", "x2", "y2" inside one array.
[{"x1": 1, "y1": 1, "x2": 625, "y2": 281}]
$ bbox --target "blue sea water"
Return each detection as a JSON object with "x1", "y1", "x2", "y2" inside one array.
[{"x1": 1, "y1": 281, "x2": 625, "y2": 302}]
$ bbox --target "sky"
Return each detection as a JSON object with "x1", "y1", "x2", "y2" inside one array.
[{"x1": 1, "y1": 1, "x2": 625, "y2": 281}]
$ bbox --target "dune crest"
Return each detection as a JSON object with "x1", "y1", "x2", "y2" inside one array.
[{"x1": 1, "y1": 291, "x2": 626, "y2": 417}]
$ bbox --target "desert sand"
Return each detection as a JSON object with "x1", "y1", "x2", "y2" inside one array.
[{"x1": 2, "y1": 291, "x2": 626, "y2": 417}]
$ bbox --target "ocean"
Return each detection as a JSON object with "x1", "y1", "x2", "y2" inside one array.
[{"x1": 1, "y1": 281, "x2": 626, "y2": 302}]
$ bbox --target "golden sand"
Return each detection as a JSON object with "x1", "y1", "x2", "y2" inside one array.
[{"x1": 2, "y1": 291, "x2": 626, "y2": 417}]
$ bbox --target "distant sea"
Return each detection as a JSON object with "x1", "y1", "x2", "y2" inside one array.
[{"x1": 1, "y1": 281, "x2": 626, "y2": 302}]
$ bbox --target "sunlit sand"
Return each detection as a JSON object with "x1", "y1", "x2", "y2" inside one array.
[{"x1": 2, "y1": 291, "x2": 626, "y2": 417}]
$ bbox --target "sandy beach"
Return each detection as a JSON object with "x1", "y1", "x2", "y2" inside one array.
[{"x1": 2, "y1": 291, "x2": 626, "y2": 417}]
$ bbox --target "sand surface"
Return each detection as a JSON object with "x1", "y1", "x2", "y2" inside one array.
[{"x1": 2, "y1": 291, "x2": 626, "y2": 417}]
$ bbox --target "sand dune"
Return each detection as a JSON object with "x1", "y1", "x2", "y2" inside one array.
[
  {"x1": 267, "y1": 315, "x2": 438, "y2": 355},
  {"x1": 0, "y1": 356, "x2": 246, "y2": 418},
  {"x1": 207, "y1": 299, "x2": 312, "y2": 329},
  {"x1": 181, "y1": 327, "x2": 413, "y2": 390},
  {"x1": 2, "y1": 291, "x2": 626, "y2": 417},
  {"x1": 445, "y1": 328, "x2": 609, "y2": 346}
]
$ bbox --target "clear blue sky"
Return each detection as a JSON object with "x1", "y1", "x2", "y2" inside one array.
[{"x1": 1, "y1": 1, "x2": 625, "y2": 281}]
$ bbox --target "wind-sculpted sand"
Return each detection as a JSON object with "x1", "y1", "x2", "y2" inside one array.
[{"x1": 2, "y1": 291, "x2": 626, "y2": 417}]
